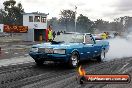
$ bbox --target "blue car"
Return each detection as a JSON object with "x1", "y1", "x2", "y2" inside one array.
[{"x1": 29, "y1": 33, "x2": 109, "y2": 68}]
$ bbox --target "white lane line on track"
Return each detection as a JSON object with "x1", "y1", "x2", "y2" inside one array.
[
  {"x1": 0, "y1": 56, "x2": 34, "y2": 67},
  {"x1": 4, "y1": 52, "x2": 9, "y2": 54},
  {"x1": 118, "y1": 62, "x2": 129, "y2": 73},
  {"x1": 1, "y1": 49, "x2": 5, "y2": 50},
  {"x1": 122, "y1": 66, "x2": 132, "y2": 73},
  {"x1": 0, "y1": 61, "x2": 34, "y2": 67},
  {"x1": 24, "y1": 54, "x2": 29, "y2": 56}
]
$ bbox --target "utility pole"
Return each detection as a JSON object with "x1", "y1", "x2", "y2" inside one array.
[
  {"x1": 66, "y1": 16, "x2": 67, "y2": 32},
  {"x1": 75, "y1": 6, "x2": 77, "y2": 32}
]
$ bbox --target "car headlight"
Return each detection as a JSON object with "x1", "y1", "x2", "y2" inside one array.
[
  {"x1": 31, "y1": 47, "x2": 38, "y2": 52},
  {"x1": 54, "y1": 49, "x2": 66, "y2": 54}
]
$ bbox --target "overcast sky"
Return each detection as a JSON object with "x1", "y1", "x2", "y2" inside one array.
[{"x1": 1, "y1": 0, "x2": 132, "y2": 21}]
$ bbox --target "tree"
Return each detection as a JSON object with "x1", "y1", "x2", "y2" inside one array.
[
  {"x1": 94, "y1": 19, "x2": 111, "y2": 32},
  {"x1": 59, "y1": 10, "x2": 75, "y2": 32},
  {"x1": 115, "y1": 16, "x2": 132, "y2": 32},
  {"x1": 3, "y1": 0, "x2": 24, "y2": 25},
  {"x1": 0, "y1": 9, "x2": 7, "y2": 24},
  {"x1": 47, "y1": 17, "x2": 61, "y2": 31},
  {"x1": 77, "y1": 14, "x2": 94, "y2": 33}
]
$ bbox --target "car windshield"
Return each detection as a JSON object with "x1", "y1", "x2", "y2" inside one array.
[{"x1": 54, "y1": 34, "x2": 84, "y2": 43}]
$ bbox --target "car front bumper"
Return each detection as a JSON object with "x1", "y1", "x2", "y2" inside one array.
[{"x1": 29, "y1": 52, "x2": 71, "y2": 62}]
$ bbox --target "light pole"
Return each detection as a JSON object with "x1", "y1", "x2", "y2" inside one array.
[{"x1": 75, "y1": 6, "x2": 77, "y2": 32}]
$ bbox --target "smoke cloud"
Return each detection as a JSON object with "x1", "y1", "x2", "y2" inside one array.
[{"x1": 106, "y1": 36, "x2": 132, "y2": 61}]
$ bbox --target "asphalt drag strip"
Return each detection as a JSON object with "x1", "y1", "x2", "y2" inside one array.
[{"x1": 0, "y1": 57, "x2": 132, "y2": 88}]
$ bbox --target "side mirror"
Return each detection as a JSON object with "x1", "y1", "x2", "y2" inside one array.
[
  {"x1": 91, "y1": 38, "x2": 96, "y2": 44},
  {"x1": 94, "y1": 41, "x2": 96, "y2": 44},
  {"x1": 83, "y1": 42, "x2": 86, "y2": 45}
]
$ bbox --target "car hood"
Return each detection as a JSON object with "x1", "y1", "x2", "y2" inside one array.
[
  {"x1": 96, "y1": 40, "x2": 109, "y2": 46},
  {"x1": 32, "y1": 42, "x2": 83, "y2": 49}
]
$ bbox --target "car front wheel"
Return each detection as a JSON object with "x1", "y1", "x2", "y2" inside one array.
[
  {"x1": 68, "y1": 52, "x2": 79, "y2": 68},
  {"x1": 35, "y1": 59, "x2": 44, "y2": 66}
]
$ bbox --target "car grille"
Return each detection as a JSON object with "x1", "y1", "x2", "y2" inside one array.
[
  {"x1": 38, "y1": 48, "x2": 45, "y2": 52},
  {"x1": 45, "y1": 48, "x2": 54, "y2": 53},
  {"x1": 38, "y1": 48, "x2": 53, "y2": 53}
]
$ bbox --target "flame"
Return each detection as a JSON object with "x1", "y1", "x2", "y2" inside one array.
[{"x1": 78, "y1": 66, "x2": 86, "y2": 76}]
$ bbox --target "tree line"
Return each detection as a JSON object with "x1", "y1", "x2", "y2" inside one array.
[
  {"x1": 1, "y1": 0, "x2": 132, "y2": 33},
  {"x1": 49, "y1": 12, "x2": 132, "y2": 33},
  {"x1": 0, "y1": 0, "x2": 24, "y2": 25}
]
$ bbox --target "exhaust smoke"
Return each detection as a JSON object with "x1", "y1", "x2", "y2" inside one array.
[{"x1": 106, "y1": 36, "x2": 132, "y2": 61}]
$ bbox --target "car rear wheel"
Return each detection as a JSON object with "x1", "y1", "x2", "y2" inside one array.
[
  {"x1": 68, "y1": 52, "x2": 79, "y2": 68},
  {"x1": 97, "y1": 50, "x2": 105, "y2": 62},
  {"x1": 35, "y1": 59, "x2": 44, "y2": 66}
]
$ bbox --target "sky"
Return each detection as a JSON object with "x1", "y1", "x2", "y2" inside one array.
[{"x1": 1, "y1": 0, "x2": 132, "y2": 21}]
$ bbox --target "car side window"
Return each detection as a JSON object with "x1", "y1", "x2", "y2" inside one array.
[{"x1": 85, "y1": 35, "x2": 94, "y2": 44}]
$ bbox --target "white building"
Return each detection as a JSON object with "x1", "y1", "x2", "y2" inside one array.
[{"x1": 23, "y1": 12, "x2": 48, "y2": 41}]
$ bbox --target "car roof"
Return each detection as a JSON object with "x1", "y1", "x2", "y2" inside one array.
[
  {"x1": 64, "y1": 32, "x2": 91, "y2": 35},
  {"x1": 84, "y1": 33, "x2": 91, "y2": 35},
  {"x1": 64, "y1": 32, "x2": 80, "y2": 34}
]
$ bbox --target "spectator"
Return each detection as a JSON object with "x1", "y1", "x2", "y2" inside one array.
[
  {"x1": 45, "y1": 29, "x2": 49, "y2": 42},
  {"x1": 60, "y1": 31, "x2": 63, "y2": 35},
  {"x1": 52, "y1": 31, "x2": 56, "y2": 40},
  {"x1": 48, "y1": 25, "x2": 53, "y2": 42},
  {"x1": 101, "y1": 32, "x2": 107, "y2": 39},
  {"x1": 60, "y1": 31, "x2": 63, "y2": 33},
  {"x1": 57, "y1": 31, "x2": 60, "y2": 35}
]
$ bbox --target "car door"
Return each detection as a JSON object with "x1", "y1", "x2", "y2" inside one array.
[{"x1": 83, "y1": 34, "x2": 95, "y2": 59}]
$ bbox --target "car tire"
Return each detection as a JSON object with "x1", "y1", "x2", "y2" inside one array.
[
  {"x1": 77, "y1": 76, "x2": 86, "y2": 84},
  {"x1": 68, "y1": 52, "x2": 79, "y2": 68},
  {"x1": 97, "y1": 50, "x2": 105, "y2": 62},
  {"x1": 35, "y1": 59, "x2": 44, "y2": 66}
]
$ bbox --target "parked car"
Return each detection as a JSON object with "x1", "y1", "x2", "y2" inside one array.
[{"x1": 29, "y1": 33, "x2": 109, "y2": 68}]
